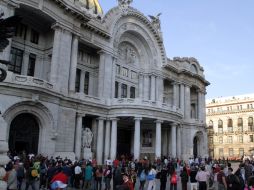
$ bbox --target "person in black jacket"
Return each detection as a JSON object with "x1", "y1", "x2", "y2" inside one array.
[
  {"x1": 160, "y1": 166, "x2": 168, "y2": 190},
  {"x1": 226, "y1": 167, "x2": 241, "y2": 190},
  {"x1": 180, "y1": 167, "x2": 189, "y2": 190},
  {"x1": 189, "y1": 166, "x2": 198, "y2": 190}
]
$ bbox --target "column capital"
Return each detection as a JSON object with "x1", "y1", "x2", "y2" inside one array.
[
  {"x1": 97, "y1": 117, "x2": 106, "y2": 121},
  {"x1": 171, "y1": 123, "x2": 179, "y2": 127},
  {"x1": 109, "y1": 117, "x2": 119, "y2": 121},
  {"x1": 77, "y1": 112, "x2": 86, "y2": 117},
  {"x1": 155, "y1": 120, "x2": 163, "y2": 124},
  {"x1": 134, "y1": 117, "x2": 142, "y2": 121}
]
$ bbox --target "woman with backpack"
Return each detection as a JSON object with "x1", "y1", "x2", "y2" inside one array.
[
  {"x1": 170, "y1": 168, "x2": 177, "y2": 190},
  {"x1": 146, "y1": 165, "x2": 157, "y2": 190}
]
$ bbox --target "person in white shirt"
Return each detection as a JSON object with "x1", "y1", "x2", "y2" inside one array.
[
  {"x1": 195, "y1": 166, "x2": 210, "y2": 190},
  {"x1": 74, "y1": 163, "x2": 82, "y2": 188}
]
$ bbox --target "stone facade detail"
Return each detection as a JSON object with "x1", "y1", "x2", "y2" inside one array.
[{"x1": 0, "y1": 0, "x2": 209, "y2": 164}]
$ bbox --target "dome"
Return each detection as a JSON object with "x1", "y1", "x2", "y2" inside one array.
[{"x1": 78, "y1": 0, "x2": 103, "y2": 15}]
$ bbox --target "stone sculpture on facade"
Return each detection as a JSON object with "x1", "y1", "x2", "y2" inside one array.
[
  {"x1": 148, "y1": 13, "x2": 162, "y2": 31},
  {"x1": 82, "y1": 128, "x2": 93, "y2": 160}
]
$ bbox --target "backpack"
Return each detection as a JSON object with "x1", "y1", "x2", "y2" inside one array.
[
  {"x1": 140, "y1": 170, "x2": 146, "y2": 181},
  {"x1": 31, "y1": 169, "x2": 38, "y2": 177},
  {"x1": 171, "y1": 174, "x2": 177, "y2": 184}
]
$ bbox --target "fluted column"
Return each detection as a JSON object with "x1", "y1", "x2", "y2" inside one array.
[
  {"x1": 138, "y1": 74, "x2": 143, "y2": 99},
  {"x1": 180, "y1": 84, "x2": 185, "y2": 114},
  {"x1": 151, "y1": 75, "x2": 156, "y2": 101},
  {"x1": 50, "y1": 27, "x2": 61, "y2": 85},
  {"x1": 110, "y1": 118, "x2": 118, "y2": 160},
  {"x1": 75, "y1": 113, "x2": 84, "y2": 159},
  {"x1": 96, "y1": 117, "x2": 105, "y2": 165},
  {"x1": 104, "y1": 119, "x2": 111, "y2": 161},
  {"x1": 69, "y1": 35, "x2": 78, "y2": 92},
  {"x1": 134, "y1": 117, "x2": 142, "y2": 160},
  {"x1": 177, "y1": 126, "x2": 182, "y2": 158},
  {"x1": 184, "y1": 85, "x2": 191, "y2": 119},
  {"x1": 155, "y1": 120, "x2": 162, "y2": 158},
  {"x1": 171, "y1": 124, "x2": 177, "y2": 157},
  {"x1": 79, "y1": 71, "x2": 85, "y2": 93},
  {"x1": 143, "y1": 75, "x2": 149, "y2": 100},
  {"x1": 21, "y1": 52, "x2": 29, "y2": 75},
  {"x1": 156, "y1": 77, "x2": 164, "y2": 103},
  {"x1": 173, "y1": 83, "x2": 179, "y2": 108}
]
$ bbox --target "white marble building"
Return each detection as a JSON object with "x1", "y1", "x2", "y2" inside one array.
[{"x1": 0, "y1": 0, "x2": 209, "y2": 164}]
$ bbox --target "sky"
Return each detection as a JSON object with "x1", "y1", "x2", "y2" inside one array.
[{"x1": 99, "y1": 0, "x2": 254, "y2": 99}]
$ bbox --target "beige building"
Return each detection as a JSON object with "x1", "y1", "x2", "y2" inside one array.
[{"x1": 206, "y1": 94, "x2": 254, "y2": 159}]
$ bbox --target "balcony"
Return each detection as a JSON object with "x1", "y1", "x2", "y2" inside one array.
[{"x1": 2, "y1": 72, "x2": 54, "y2": 90}]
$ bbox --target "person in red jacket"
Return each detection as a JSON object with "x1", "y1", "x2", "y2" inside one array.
[
  {"x1": 122, "y1": 173, "x2": 134, "y2": 190},
  {"x1": 50, "y1": 171, "x2": 68, "y2": 190}
]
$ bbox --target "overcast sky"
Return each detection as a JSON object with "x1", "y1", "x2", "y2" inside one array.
[{"x1": 99, "y1": 0, "x2": 254, "y2": 99}]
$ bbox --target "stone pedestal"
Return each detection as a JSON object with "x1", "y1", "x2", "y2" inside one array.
[{"x1": 83, "y1": 148, "x2": 92, "y2": 160}]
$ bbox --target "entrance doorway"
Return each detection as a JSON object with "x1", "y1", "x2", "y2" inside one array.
[
  {"x1": 9, "y1": 113, "x2": 40, "y2": 154},
  {"x1": 117, "y1": 129, "x2": 132, "y2": 157},
  {"x1": 193, "y1": 136, "x2": 198, "y2": 158}
]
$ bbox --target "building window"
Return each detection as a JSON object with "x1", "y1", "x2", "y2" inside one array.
[
  {"x1": 121, "y1": 84, "x2": 127, "y2": 98},
  {"x1": 239, "y1": 148, "x2": 244, "y2": 156},
  {"x1": 227, "y1": 136, "x2": 233, "y2": 143},
  {"x1": 9, "y1": 48, "x2": 23, "y2": 74},
  {"x1": 219, "y1": 148, "x2": 224, "y2": 157},
  {"x1": 115, "y1": 81, "x2": 119, "y2": 98},
  {"x1": 209, "y1": 137, "x2": 213, "y2": 144},
  {"x1": 27, "y1": 54, "x2": 36, "y2": 76},
  {"x1": 209, "y1": 120, "x2": 214, "y2": 128},
  {"x1": 30, "y1": 29, "x2": 39, "y2": 44},
  {"x1": 75, "y1": 69, "x2": 81, "y2": 92},
  {"x1": 248, "y1": 117, "x2": 254, "y2": 131},
  {"x1": 229, "y1": 148, "x2": 234, "y2": 157},
  {"x1": 130, "y1": 86, "x2": 135, "y2": 98},
  {"x1": 250, "y1": 135, "x2": 254, "y2": 142},
  {"x1": 84, "y1": 72, "x2": 89, "y2": 95},
  {"x1": 238, "y1": 118, "x2": 243, "y2": 132},
  {"x1": 218, "y1": 119, "x2": 223, "y2": 134},
  {"x1": 121, "y1": 67, "x2": 128, "y2": 77},
  {"x1": 227, "y1": 119, "x2": 233, "y2": 132},
  {"x1": 238, "y1": 136, "x2": 243, "y2": 143},
  {"x1": 15, "y1": 23, "x2": 27, "y2": 40},
  {"x1": 219, "y1": 136, "x2": 223, "y2": 144},
  {"x1": 131, "y1": 71, "x2": 137, "y2": 79},
  {"x1": 116, "y1": 65, "x2": 120, "y2": 75}
]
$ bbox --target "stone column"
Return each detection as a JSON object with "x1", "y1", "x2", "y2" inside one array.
[
  {"x1": 110, "y1": 118, "x2": 118, "y2": 160},
  {"x1": 155, "y1": 120, "x2": 162, "y2": 158},
  {"x1": 184, "y1": 85, "x2": 191, "y2": 119},
  {"x1": 96, "y1": 117, "x2": 105, "y2": 165},
  {"x1": 88, "y1": 74, "x2": 94, "y2": 96},
  {"x1": 50, "y1": 27, "x2": 61, "y2": 85},
  {"x1": 21, "y1": 52, "x2": 29, "y2": 75},
  {"x1": 171, "y1": 124, "x2": 177, "y2": 157},
  {"x1": 173, "y1": 83, "x2": 179, "y2": 108},
  {"x1": 180, "y1": 84, "x2": 185, "y2": 114},
  {"x1": 104, "y1": 119, "x2": 111, "y2": 161},
  {"x1": 118, "y1": 82, "x2": 121, "y2": 98},
  {"x1": 69, "y1": 35, "x2": 79, "y2": 92},
  {"x1": 75, "y1": 113, "x2": 84, "y2": 159},
  {"x1": 151, "y1": 75, "x2": 156, "y2": 101},
  {"x1": 143, "y1": 75, "x2": 149, "y2": 100},
  {"x1": 127, "y1": 85, "x2": 130, "y2": 98},
  {"x1": 134, "y1": 117, "x2": 142, "y2": 160},
  {"x1": 177, "y1": 126, "x2": 182, "y2": 158},
  {"x1": 156, "y1": 77, "x2": 164, "y2": 103},
  {"x1": 138, "y1": 74, "x2": 143, "y2": 99},
  {"x1": 162, "y1": 129, "x2": 168, "y2": 156},
  {"x1": 91, "y1": 119, "x2": 97, "y2": 154},
  {"x1": 79, "y1": 70, "x2": 85, "y2": 93}
]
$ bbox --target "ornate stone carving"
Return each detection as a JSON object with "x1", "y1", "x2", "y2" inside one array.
[
  {"x1": 118, "y1": 0, "x2": 133, "y2": 15},
  {"x1": 82, "y1": 128, "x2": 93, "y2": 148},
  {"x1": 118, "y1": 42, "x2": 137, "y2": 64},
  {"x1": 148, "y1": 13, "x2": 162, "y2": 31}
]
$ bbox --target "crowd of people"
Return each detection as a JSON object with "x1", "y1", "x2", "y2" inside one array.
[{"x1": 1, "y1": 152, "x2": 254, "y2": 190}]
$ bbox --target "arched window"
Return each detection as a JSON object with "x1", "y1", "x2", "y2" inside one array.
[
  {"x1": 238, "y1": 118, "x2": 243, "y2": 132},
  {"x1": 218, "y1": 119, "x2": 223, "y2": 134},
  {"x1": 227, "y1": 119, "x2": 233, "y2": 132},
  {"x1": 248, "y1": 117, "x2": 253, "y2": 131}
]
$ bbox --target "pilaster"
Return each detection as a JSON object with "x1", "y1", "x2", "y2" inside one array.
[
  {"x1": 134, "y1": 117, "x2": 142, "y2": 160},
  {"x1": 69, "y1": 35, "x2": 79, "y2": 92},
  {"x1": 110, "y1": 118, "x2": 118, "y2": 160}
]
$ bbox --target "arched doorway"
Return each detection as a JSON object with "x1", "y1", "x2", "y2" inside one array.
[
  {"x1": 193, "y1": 131, "x2": 204, "y2": 158},
  {"x1": 9, "y1": 113, "x2": 40, "y2": 154}
]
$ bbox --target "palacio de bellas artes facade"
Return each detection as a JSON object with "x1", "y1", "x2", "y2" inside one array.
[{"x1": 0, "y1": 0, "x2": 209, "y2": 164}]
